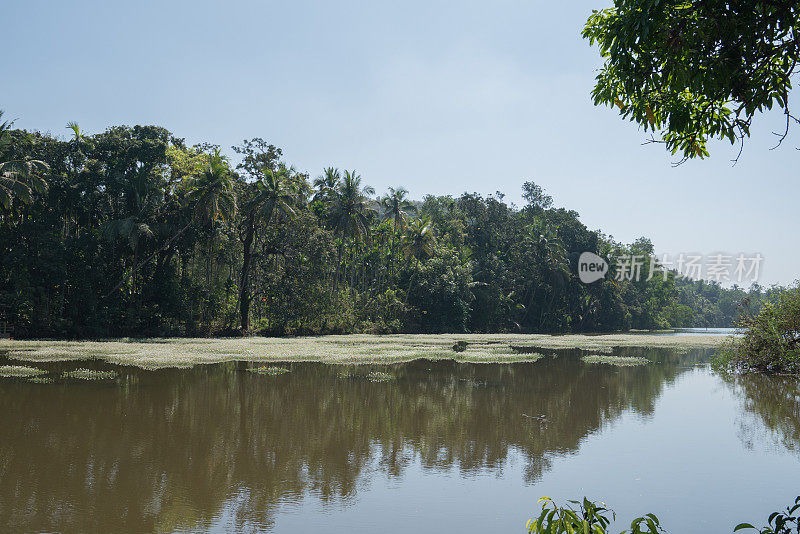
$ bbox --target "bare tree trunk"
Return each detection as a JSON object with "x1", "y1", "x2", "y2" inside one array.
[{"x1": 239, "y1": 212, "x2": 256, "y2": 331}]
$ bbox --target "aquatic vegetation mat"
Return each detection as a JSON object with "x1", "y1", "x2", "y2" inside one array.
[
  {"x1": 366, "y1": 371, "x2": 395, "y2": 382},
  {"x1": 249, "y1": 366, "x2": 290, "y2": 375},
  {"x1": 0, "y1": 365, "x2": 47, "y2": 377},
  {"x1": 27, "y1": 376, "x2": 55, "y2": 384},
  {"x1": 581, "y1": 355, "x2": 650, "y2": 366},
  {"x1": 0, "y1": 333, "x2": 726, "y2": 369},
  {"x1": 62, "y1": 368, "x2": 118, "y2": 380}
]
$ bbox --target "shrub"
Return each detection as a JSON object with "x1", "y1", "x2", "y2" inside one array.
[
  {"x1": 527, "y1": 497, "x2": 662, "y2": 534},
  {"x1": 721, "y1": 284, "x2": 800, "y2": 374}
]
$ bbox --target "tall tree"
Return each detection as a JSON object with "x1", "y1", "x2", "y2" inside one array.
[
  {"x1": 185, "y1": 149, "x2": 236, "y2": 316},
  {"x1": 329, "y1": 170, "x2": 375, "y2": 292},
  {"x1": 0, "y1": 111, "x2": 48, "y2": 210},
  {"x1": 380, "y1": 186, "x2": 415, "y2": 232},
  {"x1": 238, "y1": 165, "x2": 297, "y2": 331}
]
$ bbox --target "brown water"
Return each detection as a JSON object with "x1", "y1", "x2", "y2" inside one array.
[{"x1": 0, "y1": 348, "x2": 798, "y2": 533}]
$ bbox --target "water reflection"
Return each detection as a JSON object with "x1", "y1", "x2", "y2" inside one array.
[
  {"x1": 0, "y1": 348, "x2": 790, "y2": 533},
  {"x1": 722, "y1": 371, "x2": 800, "y2": 454}
]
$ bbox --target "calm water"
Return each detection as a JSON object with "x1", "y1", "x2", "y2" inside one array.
[{"x1": 1, "y1": 348, "x2": 798, "y2": 533}]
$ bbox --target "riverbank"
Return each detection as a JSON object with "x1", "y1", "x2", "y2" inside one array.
[{"x1": 0, "y1": 333, "x2": 727, "y2": 369}]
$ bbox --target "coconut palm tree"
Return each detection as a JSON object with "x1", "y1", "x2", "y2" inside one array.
[
  {"x1": 380, "y1": 186, "x2": 416, "y2": 280},
  {"x1": 0, "y1": 111, "x2": 49, "y2": 210},
  {"x1": 329, "y1": 170, "x2": 375, "y2": 292},
  {"x1": 402, "y1": 217, "x2": 436, "y2": 262},
  {"x1": 0, "y1": 159, "x2": 49, "y2": 210},
  {"x1": 185, "y1": 149, "x2": 236, "y2": 227},
  {"x1": 102, "y1": 151, "x2": 234, "y2": 300},
  {"x1": 401, "y1": 217, "x2": 437, "y2": 305},
  {"x1": 239, "y1": 164, "x2": 297, "y2": 331},
  {"x1": 330, "y1": 170, "x2": 375, "y2": 241},
  {"x1": 380, "y1": 186, "x2": 415, "y2": 232},
  {"x1": 185, "y1": 150, "x2": 236, "y2": 317},
  {"x1": 312, "y1": 167, "x2": 341, "y2": 205}
]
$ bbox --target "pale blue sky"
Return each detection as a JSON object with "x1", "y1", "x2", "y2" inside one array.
[{"x1": 3, "y1": 0, "x2": 797, "y2": 285}]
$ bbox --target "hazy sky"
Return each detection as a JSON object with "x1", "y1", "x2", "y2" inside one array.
[{"x1": 3, "y1": 0, "x2": 798, "y2": 285}]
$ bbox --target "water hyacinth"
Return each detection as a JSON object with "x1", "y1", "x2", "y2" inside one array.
[
  {"x1": 249, "y1": 366, "x2": 290, "y2": 375},
  {"x1": 62, "y1": 368, "x2": 118, "y2": 380},
  {"x1": 366, "y1": 371, "x2": 395, "y2": 382},
  {"x1": 581, "y1": 355, "x2": 650, "y2": 367},
  {"x1": 0, "y1": 365, "x2": 47, "y2": 377},
  {"x1": 0, "y1": 333, "x2": 723, "y2": 370},
  {"x1": 28, "y1": 376, "x2": 55, "y2": 384}
]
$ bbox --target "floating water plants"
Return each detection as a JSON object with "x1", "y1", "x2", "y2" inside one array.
[
  {"x1": 0, "y1": 333, "x2": 721, "y2": 369},
  {"x1": 581, "y1": 355, "x2": 650, "y2": 366},
  {"x1": 366, "y1": 371, "x2": 394, "y2": 382},
  {"x1": 62, "y1": 368, "x2": 118, "y2": 380},
  {"x1": 28, "y1": 376, "x2": 55, "y2": 384},
  {"x1": 250, "y1": 366, "x2": 290, "y2": 375},
  {"x1": 0, "y1": 365, "x2": 47, "y2": 377}
]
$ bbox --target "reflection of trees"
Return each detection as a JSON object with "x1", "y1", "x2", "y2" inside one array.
[
  {"x1": 722, "y1": 372, "x2": 800, "y2": 454},
  {"x1": 0, "y1": 358, "x2": 686, "y2": 533}
]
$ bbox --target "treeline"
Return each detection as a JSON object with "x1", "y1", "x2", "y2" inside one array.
[{"x1": 0, "y1": 119, "x2": 771, "y2": 338}]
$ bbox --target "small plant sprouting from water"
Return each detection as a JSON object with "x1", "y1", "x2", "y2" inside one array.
[
  {"x1": 62, "y1": 368, "x2": 118, "y2": 380},
  {"x1": 527, "y1": 497, "x2": 662, "y2": 534},
  {"x1": 581, "y1": 355, "x2": 650, "y2": 367},
  {"x1": 250, "y1": 366, "x2": 290, "y2": 375}
]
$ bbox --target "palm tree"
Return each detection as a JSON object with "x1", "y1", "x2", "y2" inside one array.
[
  {"x1": 402, "y1": 217, "x2": 436, "y2": 262},
  {"x1": 312, "y1": 167, "x2": 341, "y2": 205},
  {"x1": 0, "y1": 111, "x2": 49, "y2": 210},
  {"x1": 239, "y1": 165, "x2": 297, "y2": 331},
  {"x1": 103, "y1": 216, "x2": 154, "y2": 252},
  {"x1": 380, "y1": 186, "x2": 416, "y2": 280},
  {"x1": 185, "y1": 150, "x2": 236, "y2": 317},
  {"x1": 102, "y1": 150, "x2": 235, "y2": 300},
  {"x1": 380, "y1": 186, "x2": 415, "y2": 232},
  {"x1": 185, "y1": 149, "x2": 237, "y2": 227},
  {"x1": 402, "y1": 217, "x2": 437, "y2": 304},
  {"x1": 329, "y1": 170, "x2": 375, "y2": 292},
  {"x1": 524, "y1": 220, "x2": 570, "y2": 330},
  {"x1": 330, "y1": 170, "x2": 375, "y2": 241}
]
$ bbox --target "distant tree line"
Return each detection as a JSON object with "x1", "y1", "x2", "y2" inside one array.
[{"x1": 0, "y1": 116, "x2": 779, "y2": 338}]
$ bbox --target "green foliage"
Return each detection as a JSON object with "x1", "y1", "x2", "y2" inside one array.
[
  {"x1": 0, "y1": 111, "x2": 49, "y2": 210},
  {"x1": 528, "y1": 497, "x2": 662, "y2": 534},
  {"x1": 583, "y1": 0, "x2": 800, "y2": 161},
  {"x1": 734, "y1": 496, "x2": 800, "y2": 533},
  {"x1": 0, "y1": 120, "x2": 759, "y2": 338},
  {"x1": 720, "y1": 283, "x2": 800, "y2": 373},
  {"x1": 530, "y1": 496, "x2": 800, "y2": 533}
]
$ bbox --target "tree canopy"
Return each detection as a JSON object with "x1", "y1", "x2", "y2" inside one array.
[
  {"x1": 584, "y1": 0, "x2": 800, "y2": 161},
  {"x1": 0, "y1": 119, "x2": 772, "y2": 338}
]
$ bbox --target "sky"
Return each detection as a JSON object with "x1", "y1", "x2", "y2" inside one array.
[{"x1": 2, "y1": 0, "x2": 798, "y2": 285}]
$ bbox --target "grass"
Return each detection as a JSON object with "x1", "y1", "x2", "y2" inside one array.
[
  {"x1": 581, "y1": 355, "x2": 651, "y2": 366},
  {"x1": 0, "y1": 333, "x2": 726, "y2": 370}
]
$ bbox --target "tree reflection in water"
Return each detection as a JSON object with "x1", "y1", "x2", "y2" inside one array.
[
  {"x1": 0, "y1": 348, "x2": 740, "y2": 533},
  {"x1": 722, "y1": 371, "x2": 800, "y2": 455}
]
